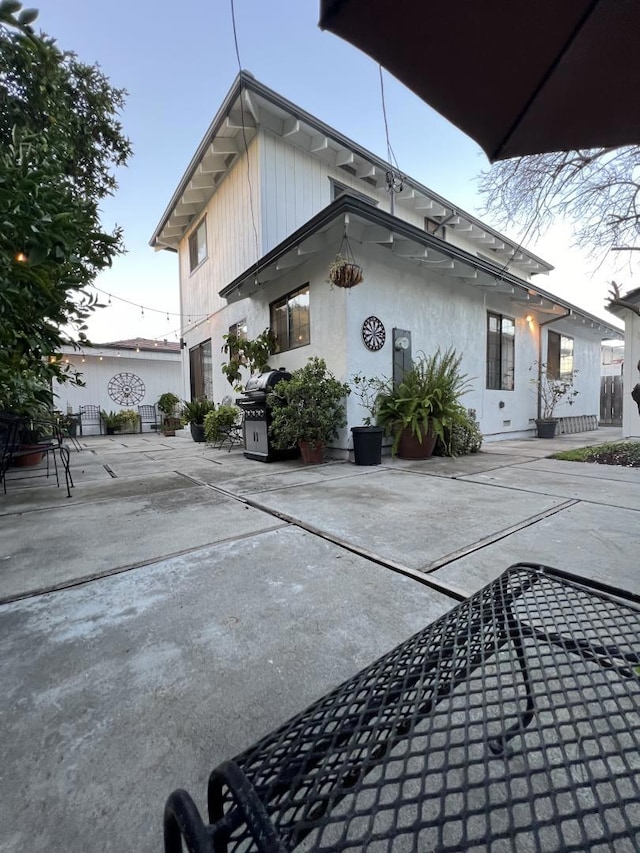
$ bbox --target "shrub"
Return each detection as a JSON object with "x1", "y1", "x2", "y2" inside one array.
[
  {"x1": 118, "y1": 408, "x2": 139, "y2": 432},
  {"x1": 204, "y1": 405, "x2": 239, "y2": 443},
  {"x1": 268, "y1": 357, "x2": 350, "y2": 450},
  {"x1": 434, "y1": 411, "x2": 483, "y2": 456}
]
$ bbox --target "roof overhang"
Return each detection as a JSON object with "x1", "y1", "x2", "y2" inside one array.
[
  {"x1": 607, "y1": 285, "x2": 640, "y2": 321},
  {"x1": 219, "y1": 195, "x2": 622, "y2": 340},
  {"x1": 150, "y1": 72, "x2": 553, "y2": 276}
]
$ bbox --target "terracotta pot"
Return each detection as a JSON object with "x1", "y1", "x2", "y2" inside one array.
[
  {"x1": 298, "y1": 440, "x2": 325, "y2": 464},
  {"x1": 14, "y1": 446, "x2": 46, "y2": 467},
  {"x1": 397, "y1": 425, "x2": 436, "y2": 460}
]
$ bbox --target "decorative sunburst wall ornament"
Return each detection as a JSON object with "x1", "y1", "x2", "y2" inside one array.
[{"x1": 107, "y1": 372, "x2": 146, "y2": 405}]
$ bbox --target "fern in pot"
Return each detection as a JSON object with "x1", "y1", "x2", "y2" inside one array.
[{"x1": 376, "y1": 348, "x2": 471, "y2": 459}]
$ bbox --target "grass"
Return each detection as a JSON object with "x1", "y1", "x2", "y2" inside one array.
[{"x1": 552, "y1": 441, "x2": 640, "y2": 467}]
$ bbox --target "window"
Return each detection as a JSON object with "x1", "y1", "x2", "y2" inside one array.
[
  {"x1": 270, "y1": 284, "x2": 310, "y2": 352},
  {"x1": 189, "y1": 217, "x2": 207, "y2": 272},
  {"x1": 486, "y1": 312, "x2": 515, "y2": 390},
  {"x1": 189, "y1": 340, "x2": 212, "y2": 399},
  {"x1": 547, "y1": 331, "x2": 574, "y2": 378},
  {"x1": 425, "y1": 217, "x2": 446, "y2": 239},
  {"x1": 228, "y1": 319, "x2": 247, "y2": 341}
]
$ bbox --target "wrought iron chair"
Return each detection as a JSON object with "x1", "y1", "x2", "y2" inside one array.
[
  {"x1": 210, "y1": 409, "x2": 244, "y2": 452},
  {"x1": 138, "y1": 404, "x2": 158, "y2": 433},
  {"x1": 0, "y1": 414, "x2": 74, "y2": 497},
  {"x1": 79, "y1": 404, "x2": 102, "y2": 436}
]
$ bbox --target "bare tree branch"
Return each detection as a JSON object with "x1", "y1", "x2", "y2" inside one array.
[{"x1": 478, "y1": 147, "x2": 640, "y2": 257}]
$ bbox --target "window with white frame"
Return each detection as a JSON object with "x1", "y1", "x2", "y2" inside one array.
[
  {"x1": 486, "y1": 312, "x2": 515, "y2": 390},
  {"x1": 188, "y1": 217, "x2": 208, "y2": 272},
  {"x1": 547, "y1": 331, "x2": 574, "y2": 378},
  {"x1": 270, "y1": 284, "x2": 310, "y2": 352}
]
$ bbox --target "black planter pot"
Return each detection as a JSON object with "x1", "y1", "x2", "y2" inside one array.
[
  {"x1": 351, "y1": 426, "x2": 383, "y2": 466},
  {"x1": 535, "y1": 418, "x2": 558, "y2": 438},
  {"x1": 190, "y1": 422, "x2": 205, "y2": 442}
]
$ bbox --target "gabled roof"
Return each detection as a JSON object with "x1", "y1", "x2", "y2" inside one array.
[
  {"x1": 150, "y1": 72, "x2": 552, "y2": 277},
  {"x1": 220, "y1": 194, "x2": 622, "y2": 340},
  {"x1": 92, "y1": 338, "x2": 180, "y2": 353}
]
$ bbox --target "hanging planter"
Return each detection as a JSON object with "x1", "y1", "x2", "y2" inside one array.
[{"x1": 328, "y1": 232, "x2": 364, "y2": 289}]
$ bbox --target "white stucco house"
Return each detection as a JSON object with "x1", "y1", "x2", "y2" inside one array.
[
  {"x1": 52, "y1": 337, "x2": 182, "y2": 433},
  {"x1": 150, "y1": 72, "x2": 621, "y2": 451}
]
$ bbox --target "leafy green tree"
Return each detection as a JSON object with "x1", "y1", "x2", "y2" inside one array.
[{"x1": 0, "y1": 0, "x2": 131, "y2": 411}]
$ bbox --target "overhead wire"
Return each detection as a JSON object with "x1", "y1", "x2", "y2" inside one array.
[{"x1": 230, "y1": 0, "x2": 261, "y2": 283}]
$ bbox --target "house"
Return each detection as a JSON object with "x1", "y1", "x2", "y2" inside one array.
[
  {"x1": 607, "y1": 288, "x2": 640, "y2": 437},
  {"x1": 150, "y1": 72, "x2": 622, "y2": 451},
  {"x1": 51, "y1": 338, "x2": 182, "y2": 433}
]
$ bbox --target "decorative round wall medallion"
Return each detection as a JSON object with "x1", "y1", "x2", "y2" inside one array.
[
  {"x1": 361, "y1": 316, "x2": 386, "y2": 351},
  {"x1": 107, "y1": 372, "x2": 146, "y2": 405}
]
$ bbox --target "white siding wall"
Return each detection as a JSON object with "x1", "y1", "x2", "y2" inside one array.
[
  {"x1": 623, "y1": 312, "x2": 640, "y2": 437},
  {"x1": 259, "y1": 130, "x2": 533, "y2": 280},
  {"x1": 179, "y1": 137, "x2": 262, "y2": 333},
  {"x1": 51, "y1": 350, "x2": 182, "y2": 430}
]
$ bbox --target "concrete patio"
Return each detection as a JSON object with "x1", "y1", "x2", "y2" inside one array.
[{"x1": 0, "y1": 426, "x2": 638, "y2": 852}]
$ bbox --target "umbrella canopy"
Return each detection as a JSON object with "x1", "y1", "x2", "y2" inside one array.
[{"x1": 319, "y1": 0, "x2": 640, "y2": 161}]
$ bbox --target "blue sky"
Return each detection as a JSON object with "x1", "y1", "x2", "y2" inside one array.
[{"x1": 37, "y1": 0, "x2": 625, "y2": 341}]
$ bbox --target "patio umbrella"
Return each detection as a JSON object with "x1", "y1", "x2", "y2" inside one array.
[{"x1": 318, "y1": 0, "x2": 640, "y2": 161}]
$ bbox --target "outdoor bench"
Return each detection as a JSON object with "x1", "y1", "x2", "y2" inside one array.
[{"x1": 164, "y1": 563, "x2": 640, "y2": 852}]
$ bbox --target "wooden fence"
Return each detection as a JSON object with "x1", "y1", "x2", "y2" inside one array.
[{"x1": 600, "y1": 375, "x2": 623, "y2": 426}]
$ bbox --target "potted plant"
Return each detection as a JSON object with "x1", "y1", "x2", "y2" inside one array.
[
  {"x1": 221, "y1": 328, "x2": 277, "y2": 392},
  {"x1": 204, "y1": 404, "x2": 241, "y2": 445},
  {"x1": 376, "y1": 348, "x2": 471, "y2": 459},
  {"x1": 182, "y1": 397, "x2": 216, "y2": 442},
  {"x1": 100, "y1": 410, "x2": 122, "y2": 436},
  {"x1": 157, "y1": 392, "x2": 181, "y2": 436},
  {"x1": 530, "y1": 362, "x2": 579, "y2": 438},
  {"x1": 118, "y1": 408, "x2": 140, "y2": 434},
  {"x1": 349, "y1": 373, "x2": 387, "y2": 465},
  {"x1": 327, "y1": 253, "x2": 363, "y2": 289},
  {"x1": 267, "y1": 357, "x2": 351, "y2": 464}
]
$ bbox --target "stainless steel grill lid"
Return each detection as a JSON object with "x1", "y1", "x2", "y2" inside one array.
[{"x1": 243, "y1": 368, "x2": 291, "y2": 397}]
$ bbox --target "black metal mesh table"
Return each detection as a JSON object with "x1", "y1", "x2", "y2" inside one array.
[{"x1": 164, "y1": 563, "x2": 640, "y2": 852}]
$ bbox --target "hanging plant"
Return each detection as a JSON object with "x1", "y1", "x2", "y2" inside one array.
[{"x1": 327, "y1": 232, "x2": 363, "y2": 289}]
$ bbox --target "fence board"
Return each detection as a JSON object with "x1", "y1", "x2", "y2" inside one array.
[{"x1": 600, "y1": 375, "x2": 623, "y2": 425}]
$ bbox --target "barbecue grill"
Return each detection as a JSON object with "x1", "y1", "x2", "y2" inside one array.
[{"x1": 236, "y1": 368, "x2": 300, "y2": 462}]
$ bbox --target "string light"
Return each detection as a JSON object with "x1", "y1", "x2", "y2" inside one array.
[{"x1": 15, "y1": 251, "x2": 27, "y2": 263}]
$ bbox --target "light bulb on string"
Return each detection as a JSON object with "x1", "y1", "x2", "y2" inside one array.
[
  {"x1": 108, "y1": 294, "x2": 112, "y2": 305},
  {"x1": 141, "y1": 307, "x2": 145, "y2": 319}
]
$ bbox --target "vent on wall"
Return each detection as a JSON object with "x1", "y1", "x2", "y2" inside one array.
[{"x1": 502, "y1": 420, "x2": 511, "y2": 427}]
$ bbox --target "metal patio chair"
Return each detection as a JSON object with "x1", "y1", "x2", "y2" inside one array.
[
  {"x1": 0, "y1": 414, "x2": 74, "y2": 498},
  {"x1": 138, "y1": 404, "x2": 158, "y2": 433},
  {"x1": 79, "y1": 405, "x2": 102, "y2": 436}
]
